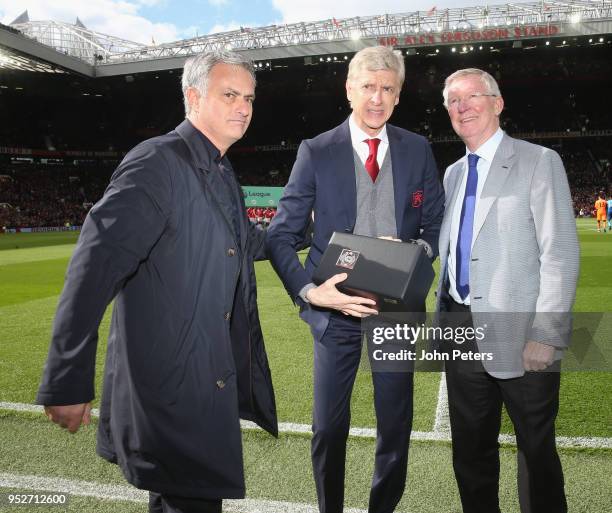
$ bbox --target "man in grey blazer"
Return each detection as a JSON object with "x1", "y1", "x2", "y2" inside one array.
[{"x1": 436, "y1": 68, "x2": 579, "y2": 513}]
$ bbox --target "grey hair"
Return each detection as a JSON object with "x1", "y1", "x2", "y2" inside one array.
[
  {"x1": 181, "y1": 50, "x2": 256, "y2": 115},
  {"x1": 347, "y1": 46, "x2": 405, "y2": 88},
  {"x1": 442, "y1": 68, "x2": 501, "y2": 108}
]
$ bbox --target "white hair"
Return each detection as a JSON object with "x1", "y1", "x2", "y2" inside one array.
[
  {"x1": 442, "y1": 68, "x2": 501, "y2": 108},
  {"x1": 181, "y1": 50, "x2": 256, "y2": 115},
  {"x1": 347, "y1": 46, "x2": 405, "y2": 88}
]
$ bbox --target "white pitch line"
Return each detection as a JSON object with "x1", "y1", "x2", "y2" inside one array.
[
  {"x1": 0, "y1": 402, "x2": 101, "y2": 417},
  {"x1": 0, "y1": 472, "x2": 146, "y2": 503},
  {"x1": 432, "y1": 373, "x2": 451, "y2": 435},
  {"x1": 2, "y1": 401, "x2": 611, "y2": 449},
  {"x1": 0, "y1": 472, "x2": 367, "y2": 513}
]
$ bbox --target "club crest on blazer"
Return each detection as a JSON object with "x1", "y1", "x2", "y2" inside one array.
[{"x1": 412, "y1": 190, "x2": 424, "y2": 208}]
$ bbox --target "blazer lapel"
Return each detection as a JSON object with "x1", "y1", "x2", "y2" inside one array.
[
  {"x1": 328, "y1": 119, "x2": 357, "y2": 230},
  {"x1": 472, "y1": 134, "x2": 515, "y2": 242},
  {"x1": 440, "y1": 160, "x2": 465, "y2": 263},
  {"x1": 447, "y1": 161, "x2": 466, "y2": 215},
  {"x1": 388, "y1": 126, "x2": 409, "y2": 237},
  {"x1": 445, "y1": 160, "x2": 466, "y2": 229}
]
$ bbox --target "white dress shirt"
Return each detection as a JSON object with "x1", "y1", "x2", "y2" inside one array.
[
  {"x1": 448, "y1": 128, "x2": 504, "y2": 305},
  {"x1": 349, "y1": 114, "x2": 389, "y2": 168}
]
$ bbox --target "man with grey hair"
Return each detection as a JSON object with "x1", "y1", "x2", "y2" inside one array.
[
  {"x1": 267, "y1": 46, "x2": 444, "y2": 513},
  {"x1": 37, "y1": 51, "x2": 278, "y2": 513},
  {"x1": 436, "y1": 68, "x2": 579, "y2": 513}
]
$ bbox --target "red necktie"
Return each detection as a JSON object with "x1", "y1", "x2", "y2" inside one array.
[{"x1": 364, "y1": 138, "x2": 381, "y2": 182}]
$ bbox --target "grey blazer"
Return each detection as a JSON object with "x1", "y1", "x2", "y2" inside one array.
[{"x1": 435, "y1": 134, "x2": 580, "y2": 378}]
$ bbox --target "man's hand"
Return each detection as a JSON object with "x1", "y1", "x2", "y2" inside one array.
[
  {"x1": 522, "y1": 341, "x2": 555, "y2": 371},
  {"x1": 306, "y1": 273, "x2": 378, "y2": 318},
  {"x1": 44, "y1": 403, "x2": 92, "y2": 434}
]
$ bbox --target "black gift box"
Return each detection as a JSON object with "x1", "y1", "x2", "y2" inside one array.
[{"x1": 312, "y1": 232, "x2": 434, "y2": 312}]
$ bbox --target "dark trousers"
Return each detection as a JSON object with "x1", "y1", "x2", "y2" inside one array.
[
  {"x1": 444, "y1": 300, "x2": 567, "y2": 513},
  {"x1": 312, "y1": 314, "x2": 414, "y2": 513},
  {"x1": 148, "y1": 492, "x2": 222, "y2": 513}
]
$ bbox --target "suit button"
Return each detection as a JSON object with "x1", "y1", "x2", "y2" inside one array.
[
  {"x1": 227, "y1": 248, "x2": 235, "y2": 257},
  {"x1": 216, "y1": 380, "x2": 225, "y2": 389},
  {"x1": 224, "y1": 312, "x2": 231, "y2": 320}
]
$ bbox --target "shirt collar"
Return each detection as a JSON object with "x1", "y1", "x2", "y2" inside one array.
[
  {"x1": 194, "y1": 129, "x2": 223, "y2": 164},
  {"x1": 465, "y1": 127, "x2": 504, "y2": 163},
  {"x1": 349, "y1": 114, "x2": 388, "y2": 147}
]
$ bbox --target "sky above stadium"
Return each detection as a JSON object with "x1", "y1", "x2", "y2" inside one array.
[{"x1": 2, "y1": 0, "x2": 496, "y2": 45}]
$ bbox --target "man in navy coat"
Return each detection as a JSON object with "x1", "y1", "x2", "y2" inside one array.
[
  {"x1": 37, "y1": 51, "x2": 277, "y2": 513},
  {"x1": 267, "y1": 46, "x2": 444, "y2": 513}
]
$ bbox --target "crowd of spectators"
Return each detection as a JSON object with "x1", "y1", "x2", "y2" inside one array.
[
  {"x1": 556, "y1": 140, "x2": 611, "y2": 215},
  {"x1": 0, "y1": 164, "x2": 110, "y2": 229},
  {"x1": 1, "y1": 43, "x2": 610, "y2": 152},
  {"x1": 1, "y1": 42, "x2": 610, "y2": 229},
  {"x1": 1, "y1": 135, "x2": 609, "y2": 230}
]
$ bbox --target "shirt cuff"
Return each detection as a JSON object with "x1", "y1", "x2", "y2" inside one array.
[
  {"x1": 411, "y1": 238, "x2": 433, "y2": 259},
  {"x1": 298, "y1": 283, "x2": 316, "y2": 303}
]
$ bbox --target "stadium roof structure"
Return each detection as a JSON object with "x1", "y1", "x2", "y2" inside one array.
[
  {"x1": 1, "y1": 0, "x2": 611, "y2": 77},
  {"x1": 0, "y1": 10, "x2": 144, "y2": 75}
]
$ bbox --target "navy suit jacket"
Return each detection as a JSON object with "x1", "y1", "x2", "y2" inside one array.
[{"x1": 267, "y1": 118, "x2": 444, "y2": 338}]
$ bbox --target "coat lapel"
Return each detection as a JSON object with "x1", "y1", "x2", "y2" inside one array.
[
  {"x1": 204, "y1": 170, "x2": 242, "y2": 249},
  {"x1": 175, "y1": 120, "x2": 241, "y2": 247},
  {"x1": 229, "y1": 174, "x2": 249, "y2": 253},
  {"x1": 472, "y1": 134, "x2": 515, "y2": 242}
]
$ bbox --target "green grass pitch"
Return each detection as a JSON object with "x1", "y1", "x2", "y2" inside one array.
[{"x1": 0, "y1": 218, "x2": 611, "y2": 512}]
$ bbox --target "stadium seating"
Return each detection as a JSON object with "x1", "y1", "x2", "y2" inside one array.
[{"x1": 1, "y1": 42, "x2": 610, "y2": 228}]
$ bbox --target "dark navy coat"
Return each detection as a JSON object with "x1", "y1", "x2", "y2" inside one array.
[{"x1": 37, "y1": 120, "x2": 278, "y2": 498}]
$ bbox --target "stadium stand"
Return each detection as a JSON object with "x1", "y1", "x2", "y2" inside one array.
[
  {"x1": 0, "y1": 164, "x2": 110, "y2": 229},
  {"x1": 1, "y1": 41, "x2": 611, "y2": 229}
]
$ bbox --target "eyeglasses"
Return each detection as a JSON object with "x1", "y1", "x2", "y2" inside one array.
[{"x1": 447, "y1": 92, "x2": 498, "y2": 109}]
